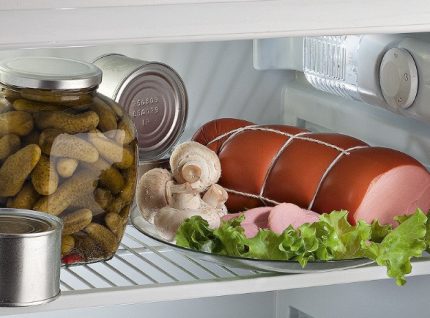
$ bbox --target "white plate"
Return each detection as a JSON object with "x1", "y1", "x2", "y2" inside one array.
[{"x1": 130, "y1": 208, "x2": 374, "y2": 273}]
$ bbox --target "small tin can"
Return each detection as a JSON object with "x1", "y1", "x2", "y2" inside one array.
[
  {"x1": 93, "y1": 54, "x2": 188, "y2": 160},
  {"x1": 0, "y1": 209, "x2": 62, "y2": 306}
]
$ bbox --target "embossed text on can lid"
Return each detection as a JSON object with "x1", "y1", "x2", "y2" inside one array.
[
  {"x1": 0, "y1": 209, "x2": 62, "y2": 237},
  {"x1": 116, "y1": 62, "x2": 188, "y2": 160},
  {"x1": 0, "y1": 57, "x2": 102, "y2": 90}
]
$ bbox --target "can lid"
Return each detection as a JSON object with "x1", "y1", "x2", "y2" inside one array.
[
  {"x1": 116, "y1": 62, "x2": 188, "y2": 160},
  {"x1": 0, "y1": 57, "x2": 102, "y2": 90},
  {"x1": 0, "y1": 209, "x2": 62, "y2": 237}
]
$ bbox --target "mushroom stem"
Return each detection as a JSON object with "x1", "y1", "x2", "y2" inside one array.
[
  {"x1": 181, "y1": 162, "x2": 202, "y2": 183},
  {"x1": 200, "y1": 198, "x2": 228, "y2": 218},
  {"x1": 203, "y1": 184, "x2": 228, "y2": 208},
  {"x1": 166, "y1": 181, "x2": 201, "y2": 210},
  {"x1": 171, "y1": 192, "x2": 201, "y2": 210},
  {"x1": 170, "y1": 141, "x2": 221, "y2": 192},
  {"x1": 167, "y1": 182, "x2": 196, "y2": 194}
]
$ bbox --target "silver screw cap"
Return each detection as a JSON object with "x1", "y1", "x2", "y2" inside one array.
[{"x1": 0, "y1": 56, "x2": 102, "y2": 90}]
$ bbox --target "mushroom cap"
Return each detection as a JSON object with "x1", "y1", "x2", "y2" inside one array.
[
  {"x1": 154, "y1": 205, "x2": 221, "y2": 242},
  {"x1": 203, "y1": 184, "x2": 228, "y2": 207},
  {"x1": 170, "y1": 141, "x2": 221, "y2": 191},
  {"x1": 136, "y1": 168, "x2": 172, "y2": 221},
  {"x1": 154, "y1": 206, "x2": 200, "y2": 241}
]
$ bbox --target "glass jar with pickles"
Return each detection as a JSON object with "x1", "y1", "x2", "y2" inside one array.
[{"x1": 0, "y1": 57, "x2": 137, "y2": 265}]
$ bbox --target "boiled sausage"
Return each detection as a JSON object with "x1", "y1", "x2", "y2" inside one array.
[
  {"x1": 268, "y1": 203, "x2": 320, "y2": 234},
  {"x1": 193, "y1": 118, "x2": 430, "y2": 225}
]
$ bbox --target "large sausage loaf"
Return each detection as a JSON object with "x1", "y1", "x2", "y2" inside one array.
[{"x1": 192, "y1": 118, "x2": 430, "y2": 225}]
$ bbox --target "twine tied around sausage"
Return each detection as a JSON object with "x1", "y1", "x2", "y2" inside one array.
[{"x1": 208, "y1": 125, "x2": 369, "y2": 210}]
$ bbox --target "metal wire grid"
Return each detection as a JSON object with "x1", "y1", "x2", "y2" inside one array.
[{"x1": 60, "y1": 226, "x2": 263, "y2": 292}]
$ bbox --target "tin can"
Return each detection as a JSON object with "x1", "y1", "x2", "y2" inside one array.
[
  {"x1": 0, "y1": 209, "x2": 62, "y2": 306},
  {"x1": 93, "y1": 54, "x2": 188, "y2": 160}
]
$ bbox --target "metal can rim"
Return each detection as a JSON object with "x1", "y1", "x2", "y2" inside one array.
[
  {"x1": 114, "y1": 61, "x2": 188, "y2": 104},
  {"x1": 0, "y1": 291, "x2": 61, "y2": 307},
  {"x1": 0, "y1": 209, "x2": 63, "y2": 238},
  {"x1": 116, "y1": 61, "x2": 188, "y2": 159},
  {"x1": 93, "y1": 54, "x2": 188, "y2": 160},
  {"x1": 139, "y1": 157, "x2": 170, "y2": 165},
  {"x1": 92, "y1": 53, "x2": 126, "y2": 65}
]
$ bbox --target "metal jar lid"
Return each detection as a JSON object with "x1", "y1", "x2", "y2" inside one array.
[
  {"x1": 0, "y1": 56, "x2": 102, "y2": 90},
  {"x1": 93, "y1": 54, "x2": 188, "y2": 160}
]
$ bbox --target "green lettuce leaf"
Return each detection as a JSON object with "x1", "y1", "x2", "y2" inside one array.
[
  {"x1": 370, "y1": 220, "x2": 392, "y2": 243},
  {"x1": 363, "y1": 210, "x2": 427, "y2": 286},
  {"x1": 317, "y1": 211, "x2": 372, "y2": 259},
  {"x1": 292, "y1": 224, "x2": 320, "y2": 266},
  {"x1": 175, "y1": 215, "x2": 219, "y2": 253},
  {"x1": 398, "y1": 210, "x2": 430, "y2": 253},
  {"x1": 245, "y1": 229, "x2": 285, "y2": 260},
  {"x1": 426, "y1": 215, "x2": 430, "y2": 253},
  {"x1": 278, "y1": 225, "x2": 321, "y2": 266},
  {"x1": 212, "y1": 215, "x2": 248, "y2": 256},
  {"x1": 175, "y1": 209, "x2": 429, "y2": 286}
]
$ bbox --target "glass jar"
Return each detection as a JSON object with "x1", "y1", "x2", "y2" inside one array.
[{"x1": 0, "y1": 57, "x2": 138, "y2": 265}]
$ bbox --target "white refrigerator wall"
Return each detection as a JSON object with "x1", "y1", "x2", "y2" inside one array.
[
  {"x1": 0, "y1": 40, "x2": 292, "y2": 140},
  {"x1": 0, "y1": 40, "x2": 288, "y2": 318},
  {"x1": 276, "y1": 275, "x2": 430, "y2": 318},
  {"x1": 12, "y1": 292, "x2": 277, "y2": 318},
  {"x1": 283, "y1": 76, "x2": 430, "y2": 169},
  {"x1": 3, "y1": 38, "x2": 427, "y2": 167},
  {"x1": 2, "y1": 37, "x2": 430, "y2": 318},
  {"x1": 255, "y1": 35, "x2": 430, "y2": 169}
]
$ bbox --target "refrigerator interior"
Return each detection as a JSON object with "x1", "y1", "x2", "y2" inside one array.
[
  {"x1": 2, "y1": 34, "x2": 430, "y2": 317},
  {"x1": 0, "y1": 41, "x2": 291, "y2": 140}
]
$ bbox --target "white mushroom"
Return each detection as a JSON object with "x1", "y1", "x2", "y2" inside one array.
[
  {"x1": 203, "y1": 184, "x2": 228, "y2": 208},
  {"x1": 217, "y1": 206, "x2": 228, "y2": 217},
  {"x1": 180, "y1": 162, "x2": 202, "y2": 183},
  {"x1": 201, "y1": 207, "x2": 222, "y2": 228},
  {"x1": 136, "y1": 168, "x2": 173, "y2": 223},
  {"x1": 154, "y1": 207, "x2": 199, "y2": 241},
  {"x1": 166, "y1": 181, "x2": 202, "y2": 210},
  {"x1": 154, "y1": 206, "x2": 221, "y2": 242},
  {"x1": 137, "y1": 141, "x2": 228, "y2": 239},
  {"x1": 203, "y1": 184, "x2": 228, "y2": 217},
  {"x1": 170, "y1": 141, "x2": 221, "y2": 192},
  {"x1": 200, "y1": 199, "x2": 228, "y2": 218}
]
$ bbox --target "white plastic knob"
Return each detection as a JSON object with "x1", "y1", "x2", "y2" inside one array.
[{"x1": 380, "y1": 48, "x2": 418, "y2": 109}]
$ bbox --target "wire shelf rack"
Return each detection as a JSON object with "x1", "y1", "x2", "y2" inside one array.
[
  {"x1": 3, "y1": 216, "x2": 430, "y2": 316},
  {"x1": 60, "y1": 226, "x2": 266, "y2": 293}
]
